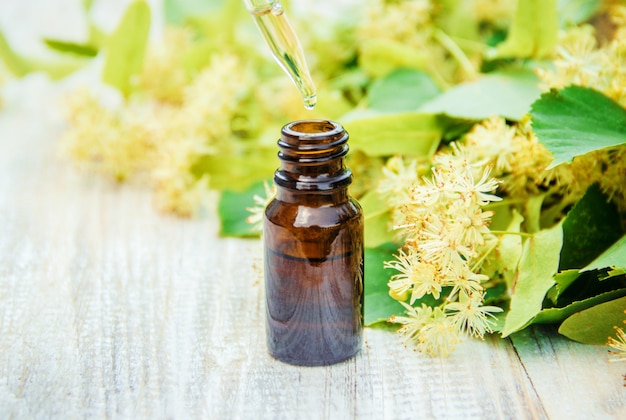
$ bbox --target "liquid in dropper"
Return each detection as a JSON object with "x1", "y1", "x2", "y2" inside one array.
[{"x1": 248, "y1": 1, "x2": 317, "y2": 109}]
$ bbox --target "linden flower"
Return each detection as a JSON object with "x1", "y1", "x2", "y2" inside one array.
[
  {"x1": 246, "y1": 181, "x2": 277, "y2": 232},
  {"x1": 415, "y1": 306, "x2": 462, "y2": 357},
  {"x1": 455, "y1": 163, "x2": 502, "y2": 207},
  {"x1": 536, "y1": 25, "x2": 600, "y2": 89},
  {"x1": 390, "y1": 303, "x2": 462, "y2": 356},
  {"x1": 463, "y1": 116, "x2": 516, "y2": 174},
  {"x1": 446, "y1": 292, "x2": 503, "y2": 338},
  {"x1": 138, "y1": 27, "x2": 194, "y2": 103},
  {"x1": 443, "y1": 264, "x2": 487, "y2": 300},
  {"x1": 608, "y1": 326, "x2": 626, "y2": 363},
  {"x1": 385, "y1": 249, "x2": 442, "y2": 302},
  {"x1": 150, "y1": 135, "x2": 211, "y2": 217},
  {"x1": 450, "y1": 206, "x2": 494, "y2": 248},
  {"x1": 457, "y1": 116, "x2": 556, "y2": 198},
  {"x1": 183, "y1": 54, "x2": 253, "y2": 141},
  {"x1": 389, "y1": 302, "x2": 432, "y2": 345},
  {"x1": 607, "y1": 310, "x2": 626, "y2": 363},
  {"x1": 418, "y1": 216, "x2": 475, "y2": 269},
  {"x1": 377, "y1": 156, "x2": 419, "y2": 206},
  {"x1": 385, "y1": 143, "x2": 503, "y2": 355},
  {"x1": 358, "y1": 0, "x2": 432, "y2": 48}
]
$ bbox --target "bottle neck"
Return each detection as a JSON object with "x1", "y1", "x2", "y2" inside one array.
[
  {"x1": 276, "y1": 186, "x2": 350, "y2": 204},
  {"x1": 273, "y1": 120, "x2": 352, "y2": 202}
]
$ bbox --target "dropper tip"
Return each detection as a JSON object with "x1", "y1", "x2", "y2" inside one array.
[{"x1": 303, "y1": 94, "x2": 317, "y2": 110}]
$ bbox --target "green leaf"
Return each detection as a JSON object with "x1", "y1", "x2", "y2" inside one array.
[
  {"x1": 87, "y1": 21, "x2": 107, "y2": 49},
  {"x1": 558, "y1": 0, "x2": 603, "y2": 26},
  {"x1": 483, "y1": 207, "x2": 524, "y2": 291},
  {"x1": 435, "y1": 0, "x2": 481, "y2": 43},
  {"x1": 191, "y1": 147, "x2": 277, "y2": 192},
  {"x1": 218, "y1": 181, "x2": 269, "y2": 237},
  {"x1": 359, "y1": 39, "x2": 429, "y2": 78},
  {"x1": 0, "y1": 31, "x2": 30, "y2": 76},
  {"x1": 368, "y1": 69, "x2": 440, "y2": 113},
  {"x1": 530, "y1": 86, "x2": 626, "y2": 168},
  {"x1": 343, "y1": 113, "x2": 442, "y2": 157},
  {"x1": 558, "y1": 295, "x2": 626, "y2": 344},
  {"x1": 165, "y1": 0, "x2": 223, "y2": 25},
  {"x1": 560, "y1": 184, "x2": 623, "y2": 270},
  {"x1": 546, "y1": 269, "x2": 581, "y2": 303},
  {"x1": 493, "y1": 0, "x2": 558, "y2": 58},
  {"x1": 550, "y1": 267, "x2": 626, "y2": 307},
  {"x1": 102, "y1": 1, "x2": 151, "y2": 96},
  {"x1": 533, "y1": 288, "x2": 626, "y2": 326},
  {"x1": 43, "y1": 39, "x2": 98, "y2": 57},
  {"x1": 419, "y1": 70, "x2": 542, "y2": 121},
  {"x1": 364, "y1": 243, "x2": 405, "y2": 326},
  {"x1": 601, "y1": 268, "x2": 626, "y2": 281},
  {"x1": 360, "y1": 190, "x2": 394, "y2": 248},
  {"x1": 82, "y1": 0, "x2": 95, "y2": 11},
  {"x1": 0, "y1": 30, "x2": 86, "y2": 79},
  {"x1": 523, "y1": 194, "x2": 545, "y2": 234},
  {"x1": 582, "y1": 234, "x2": 626, "y2": 272},
  {"x1": 501, "y1": 222, "x2": 563, "y2": 337}
]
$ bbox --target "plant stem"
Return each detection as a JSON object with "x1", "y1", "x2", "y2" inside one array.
[
  {"x1": 489, "y1": 230, "x2": 533, "y2": 238},
  {"x1": 433, "y1": 29, "x2": 477, "y2": 78},
  {"x1": 364, "y1": 208, "x2": 391, "y2": 221},
  {"x1": 471, "y1": 241, "x2": 498, "y2": 272}
]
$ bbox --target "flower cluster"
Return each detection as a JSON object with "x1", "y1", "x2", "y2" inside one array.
[
  {"x1": 355, "y1": 0, "x2": 478, "y2": 84},
  {"x1": 454, "y1": 116, "x2": 626, "y2": 219},
  {"x1": 538, "y1": 3, "x2": 626, "y2": 108},
  {"x1": 384, "y1": 146, "x2": 503, "y2": 356},
  {"x1": 462, "y1": 116, "x2": 555, "y2": 197},
  {"x1": 61, "y1": 28, "x2": 254, "y2": 216},
  {"x1": 534, "y1": 2, "x2": 626, "y2": 214}
]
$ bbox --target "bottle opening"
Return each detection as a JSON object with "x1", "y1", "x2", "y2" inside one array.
[
  {"x1": 284, "y1": 120, "x2": 344, "y2": 138},
  {"x1": 289, "y1": 120, "x2": 336, "y2": 135},
  {"x1": 281, "y1": 120, "x2": 346, "y2": 148}
]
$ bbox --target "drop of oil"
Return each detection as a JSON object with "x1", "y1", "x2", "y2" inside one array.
[
  {"x1": 303, "y1": 94, "x2": 317, "y2": 110},
  {"x1": 271, "y1": 1, "x2": 284, "y2": 15}
]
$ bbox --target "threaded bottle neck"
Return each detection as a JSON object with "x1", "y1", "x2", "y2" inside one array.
[{"x1": 274, "y1": 120, "x2": 352, "y2": 194}]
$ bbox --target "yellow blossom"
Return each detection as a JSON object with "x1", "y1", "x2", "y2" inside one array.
[
  {"x1": 390, "y1": 303, "x2": 462, "y2": 356},
  {"x1": 414, "y1": 306, "x2": 461, "y2": 357},
  {"x1": 608, "y1": 321, "x2": 626, "y2": 363},
  {"x1": 138, "y1": 27, "x2": 194, "y2": 103},
  {"x1": 385, "y1": 248, "x2": 442, "y2": 302},
  {"x1": 446, "y1": 291, "x2": 503, "y2": 338},
  {"x1": 377, "y1": 155, "x2": 419, "y2": 206},
  {"x1": 356, "y1": 0, "x2": 475, "y2": 83},
  {"x1": 385, "y1": 142, "x2": 501, "y2": 355},
  {"x1": 246, "y1": 181, "x2": 277, "y2": 232},
  {"x1": 150, "y1": 134, "x2": 210, "y2": 217},
  {"x1": 537, "y1": 20, "x2": 626, "y2": 108},
  {"x1": 358, "y1": 0, "x2": 433, "y2": 49}
]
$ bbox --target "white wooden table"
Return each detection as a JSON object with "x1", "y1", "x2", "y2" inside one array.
[{"x1": 1, "y1": 1, "x2": 626, "y2": 418}]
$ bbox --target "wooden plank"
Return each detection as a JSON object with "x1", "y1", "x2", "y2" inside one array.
[{"x1": 511, "y1": 327, "x2": 626, "y2": 418}]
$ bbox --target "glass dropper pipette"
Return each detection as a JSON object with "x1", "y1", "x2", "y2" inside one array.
[{"x1": 242, "y1": 0, "x2": 317, "y2": 109}]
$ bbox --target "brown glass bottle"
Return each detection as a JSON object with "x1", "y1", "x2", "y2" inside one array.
[{"x1": 263, "y1": 120, "x2": 364, "y2": 366}]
